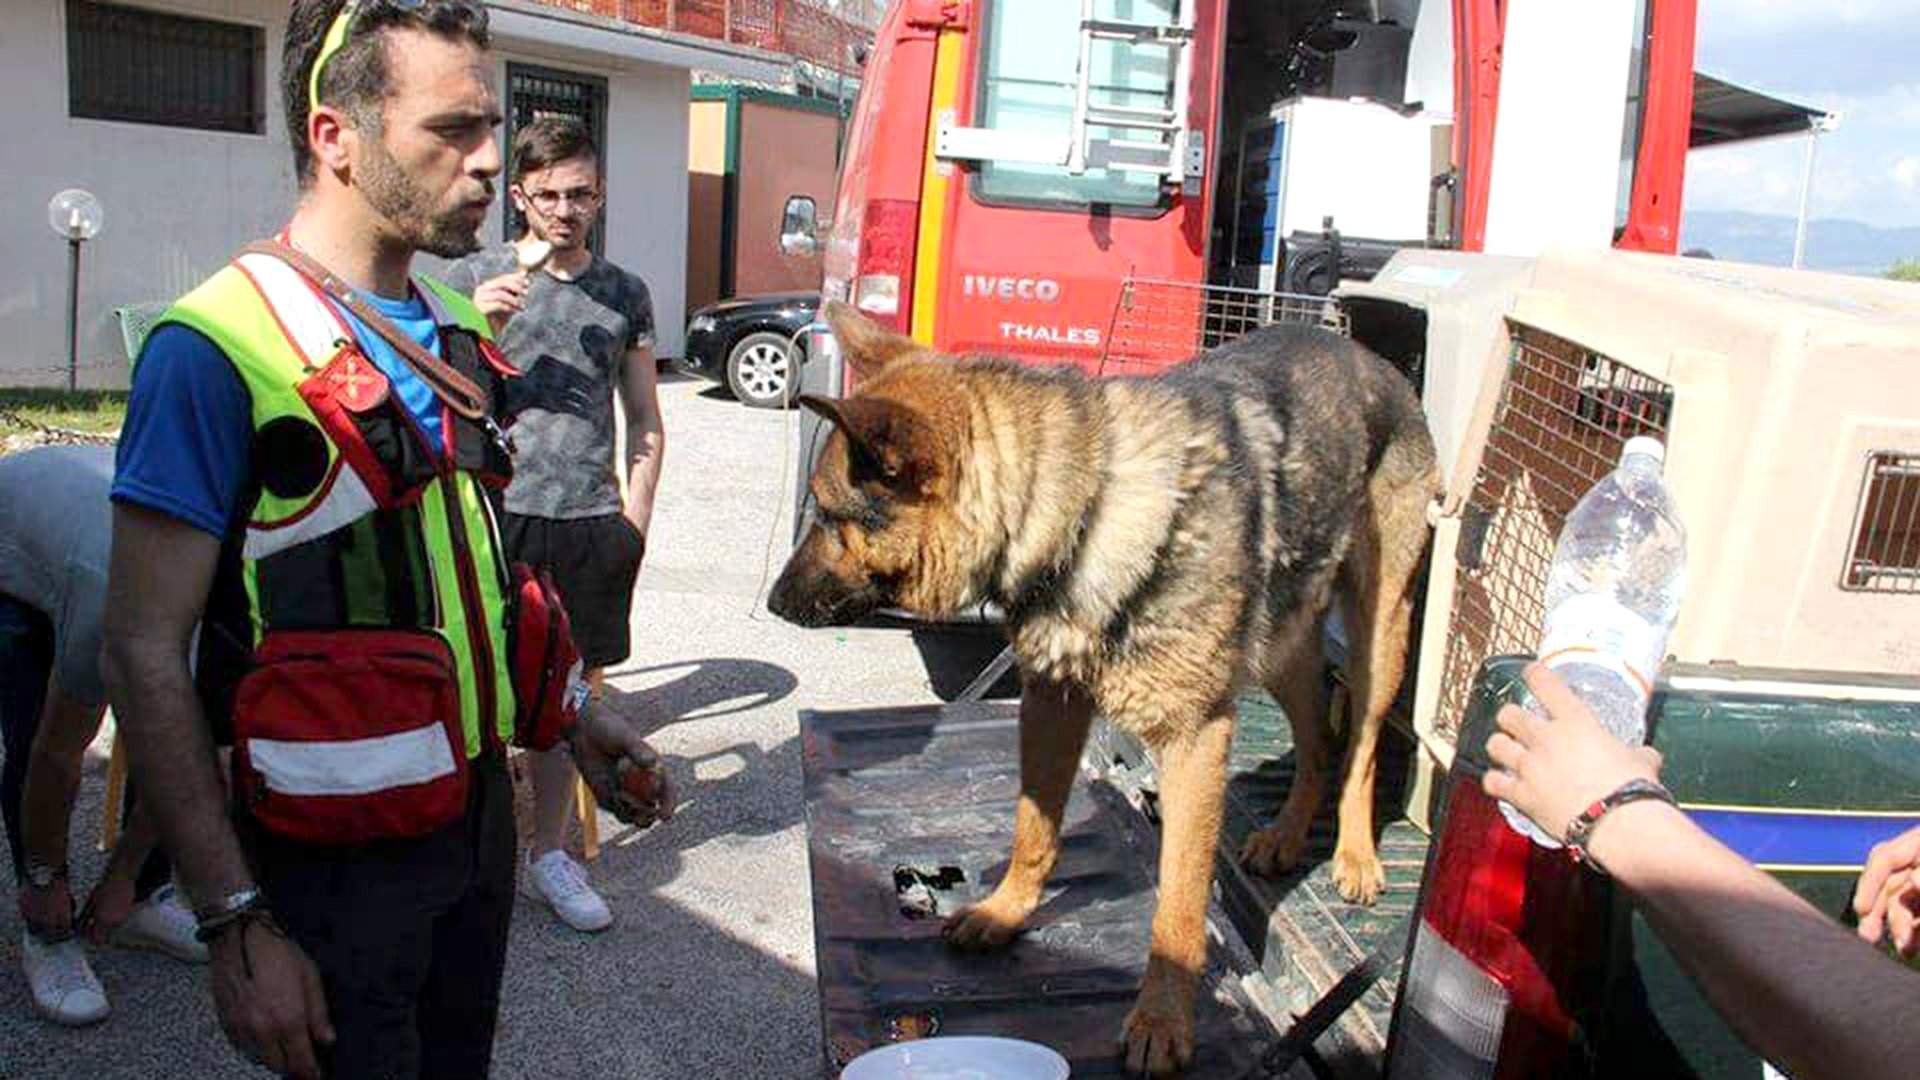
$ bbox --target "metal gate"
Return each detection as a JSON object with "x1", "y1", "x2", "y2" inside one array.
[{"x1": 505, "y1": 64, "x2": 610, "y2": 254}]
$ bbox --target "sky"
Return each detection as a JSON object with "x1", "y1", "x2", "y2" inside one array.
[{"x1": 1687, "y1": 0, "x2": 1920, "y2": 227}]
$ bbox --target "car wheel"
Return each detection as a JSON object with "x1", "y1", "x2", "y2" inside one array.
[{"x1": 725, "y1": 331, "x2": 796, "y2": 409}]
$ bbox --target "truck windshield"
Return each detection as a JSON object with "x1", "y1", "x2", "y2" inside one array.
[{"x1": 976, "y1": 0, "x2": 1177, "y2": 209}]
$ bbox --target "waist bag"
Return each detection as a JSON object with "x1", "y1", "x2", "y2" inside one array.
[
  {"x1": 508, "y1": 564, "x2": 586, "y2": 752},
  {"x1": 232, "y1": 629, "x2": 468, "y2": 845}
]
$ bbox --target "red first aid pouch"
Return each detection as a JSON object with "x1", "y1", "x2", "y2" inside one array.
[
  {"x1": 232, "y1": 629, "x2": 468, "y2": 845},
  {"x1": 508, "y1": 563, "x2": 586, "y2": 752},
  {"x1": 296, "y1": 342, "x2": 439, "y2": 508}
]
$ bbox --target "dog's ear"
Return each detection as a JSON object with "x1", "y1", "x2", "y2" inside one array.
[
  {"x1": 824, "y1": 300, "x2": 920, "y2": 380},
  {"x1": 798, "y1": 394, "x2": 949, "y2": 498}
]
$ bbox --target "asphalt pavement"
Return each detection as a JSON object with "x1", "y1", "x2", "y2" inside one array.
[{"x1": 0, "y1": 370, "x2": 1013, "y2": 1079}]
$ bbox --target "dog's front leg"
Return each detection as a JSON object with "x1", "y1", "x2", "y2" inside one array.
[
  {"x1": 944, "y1": 677, "x2": 1094, "y2": 950},
  {"x1": 1124, "y1": 708, "x2": 1233, "y2": 1076}
]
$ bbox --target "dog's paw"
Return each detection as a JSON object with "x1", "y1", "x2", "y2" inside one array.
[
  {"x1": 1331, "y1": 846, "x2": 1386, "y2": 905},
  {"x1": 1238, "y1": 824, "x2": 1309, "y2": 878},
  {"x1": 941, "y1": 895, "x2": 1030, "y2": 951},
  {"x1": 1121, "y1": 997, "x2": 1194, "y2": 1076}
]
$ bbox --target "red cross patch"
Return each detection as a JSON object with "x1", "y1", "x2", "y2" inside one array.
[{"x1": 321, "y1": 346, "x2": 390, "y2": 413}]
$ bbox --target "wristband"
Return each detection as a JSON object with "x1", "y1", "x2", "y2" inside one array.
[
  {"x1": 1564, "y1": 777, "x2": 1676, "y2": 872},
  {"x1": 193, "y1": 886, "x2": 266, "y2": 939},
  {"x1": 195, "y1": 905, "x2": 281, "y2": 945}
]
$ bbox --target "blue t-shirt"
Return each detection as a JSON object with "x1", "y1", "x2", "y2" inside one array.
[{"x1": 113, "y1": 288, "x2": 446, "y2": 538}]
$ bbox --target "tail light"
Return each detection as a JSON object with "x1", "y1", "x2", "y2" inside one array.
[
  {"x1": 852, "y1": 198, "x2": 918, "y2": 332},
  {"x1": 1386, "y1": 658, "x2": 1616, "y2": 1079}
]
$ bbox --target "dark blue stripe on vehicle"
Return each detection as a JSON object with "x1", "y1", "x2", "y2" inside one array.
[{"x1": 1687, "y1": 807, "x2": 1920, "y2": 868}]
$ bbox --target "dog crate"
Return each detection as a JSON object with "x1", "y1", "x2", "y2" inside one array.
[
  {"x1": 1400, "y1": 249, "x2": 1920, "y2": 827},
  {"x1": 1097, "y1": 276, "x2": 1350, "y2": 378}
]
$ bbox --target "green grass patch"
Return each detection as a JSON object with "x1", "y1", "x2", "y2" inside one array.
[{"x1": 0, "y1": 387, "x2": 129, "y2": 437}]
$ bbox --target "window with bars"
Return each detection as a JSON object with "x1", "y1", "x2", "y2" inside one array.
[
  {"x1": 67, "y1": 1, "x2": 264, "y2": 135},
  {"x1": 1843, "y1": 452, "x2": 1920, "y2": 594}
]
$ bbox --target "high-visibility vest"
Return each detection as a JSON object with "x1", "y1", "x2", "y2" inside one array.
[{"x1": 155, "y1": 250, "x2": 516, "y2": 759}]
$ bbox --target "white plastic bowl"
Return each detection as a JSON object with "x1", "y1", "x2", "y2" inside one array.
[{"x1": 841, "y1": 1036, "x2": 1071, "y2": 1080}]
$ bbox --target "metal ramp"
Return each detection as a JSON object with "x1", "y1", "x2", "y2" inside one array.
[{"x1": 803, "y1": 700, "x2": 1282, "y2": 1078}]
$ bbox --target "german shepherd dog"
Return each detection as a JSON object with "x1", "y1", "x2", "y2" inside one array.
[{"x1": 768, "y1": 303, "x2": 1437, "y2": 1074}]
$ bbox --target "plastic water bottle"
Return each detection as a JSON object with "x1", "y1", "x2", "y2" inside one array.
[{"x1": 1500, "y1": 435, "x2": 1688, "y2": 846}]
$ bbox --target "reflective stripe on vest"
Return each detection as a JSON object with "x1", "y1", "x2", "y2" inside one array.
[
  {"x1": 228, "y1": 252, "x2": 380, "y2": 560},
  {"x1": 250, "y1": 724, "x2": 459, "y2": 797}
]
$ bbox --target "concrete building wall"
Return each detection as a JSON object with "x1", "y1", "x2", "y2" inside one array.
[
  {"x1": 1, "y1": 0, "x2": 292, "y2": 387},
  {"x1": 686, "y1": 99, "x2": 729, "y2": 312},
  {"x1": 587, "y1": 58, "x2": 691, "y2": 359},
  {"x1": 1, "y1": 0, "x2": 703, "y2": 386}
]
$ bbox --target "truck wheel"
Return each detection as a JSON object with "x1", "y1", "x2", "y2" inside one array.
[{"x1": 725, "y1": 331, "x2": 795, "y2": 409}]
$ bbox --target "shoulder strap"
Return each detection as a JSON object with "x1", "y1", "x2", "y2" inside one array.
[{"x1": 239, "y1": 239, "x2": 489, "y2": 421}]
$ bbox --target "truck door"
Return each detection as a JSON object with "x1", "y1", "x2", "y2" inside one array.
[{"x1": 923, "y1": 0, "x2": 1226, "y2": 372}]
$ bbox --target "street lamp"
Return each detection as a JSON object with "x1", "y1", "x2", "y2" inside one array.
[{"x1": 47, "y1": 189, "x2": 104, "y2": 392}]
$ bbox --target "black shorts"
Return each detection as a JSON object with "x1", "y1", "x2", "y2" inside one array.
[{"x1": 501, "y1": 511, "x2": 644, "y2": 669}]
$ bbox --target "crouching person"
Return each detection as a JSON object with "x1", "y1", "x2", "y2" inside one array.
[
  {"x1": 100, "y1": 3, "x2": 671, "y2": 1078},
  {"x1": 1, "y1": 446, "x2": 204, "y2": 1028}
]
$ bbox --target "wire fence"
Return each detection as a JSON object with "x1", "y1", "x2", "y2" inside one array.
[
  {"x1": 525, "y1": 0, "x2": 877, "y2": 74},
  {"x1": 1097, "y1": 277, "x2": 1350, "y2": 378}
]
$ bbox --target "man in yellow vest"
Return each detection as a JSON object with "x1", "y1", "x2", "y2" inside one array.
[{"x1": 100, "y1": 3, "x2": 671, "y2": 1078}]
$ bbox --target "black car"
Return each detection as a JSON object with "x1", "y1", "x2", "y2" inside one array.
[{"x1": 680, "y1": 291, "x2": 820, "y2": 408}]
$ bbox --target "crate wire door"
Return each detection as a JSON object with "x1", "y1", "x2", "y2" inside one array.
[
  {"x1": 1098, "y1": 277, "x2": 1349, "y2": 377},
  {"x1": 1430, "y1": 325, "x2": 1674, "y2": 740},
  {"x1": 1844, "y1": 452, "x2": 1920, "y2": 594},
  {"x1": 505, "y1": 64, "x2": 610, "y2": 255}
]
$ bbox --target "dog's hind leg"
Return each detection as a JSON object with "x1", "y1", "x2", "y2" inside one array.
[
  {"x1": 944, "y1": 677, "x2": 1095, "y2": 950},
  {"x1": 1329, "y1": 465, "x2": 1431, "y2": 905},
  {"x1": 1123, "y1": 706, "x2": 1234, "y2": 1076},
  {"x1": 1239, "y1": 619, "x2": 1331, "y2": 877}
]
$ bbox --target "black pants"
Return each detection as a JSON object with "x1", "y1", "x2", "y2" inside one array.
[
  {"x1": 0, "y1": 594, "x2": 169, "y2": 898},
  {"x1": 250, "y1": 752, "x2": 517, "y2": 1080},
  {"x1": 501, "y1": 512, "x2": 645, "y2": 670}
]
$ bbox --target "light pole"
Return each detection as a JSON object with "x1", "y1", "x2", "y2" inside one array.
[
  {"x1": 1791, "y1": 113, "x2": 1839, "y2": 271},
  {"x1": 47, "y1": 189, "x2": 104, "y2": 393}
]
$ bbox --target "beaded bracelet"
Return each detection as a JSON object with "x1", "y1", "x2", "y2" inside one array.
[{"x1": 1564, "y1": 777, "x2": 1676, "y2": 872}]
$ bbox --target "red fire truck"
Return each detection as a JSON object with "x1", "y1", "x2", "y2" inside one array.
[{"x1": 779, "y1": 0, "x2": 1700, "y2": 371}]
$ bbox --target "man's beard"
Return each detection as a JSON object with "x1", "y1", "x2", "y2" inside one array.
[
  {"x1": 358, "y1": 139, "x2": 489, "y2": 259},
  {"x1": 527, "y1": 213, "x2": 588, "y2": 253}
]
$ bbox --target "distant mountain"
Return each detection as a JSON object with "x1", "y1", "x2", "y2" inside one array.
[{"x1": 1680, "y1": 210, "x2": 1920, "y2": 276}]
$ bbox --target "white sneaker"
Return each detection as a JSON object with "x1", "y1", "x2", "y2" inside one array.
[
  {"x1": 522, "y1": 849, "x2": 613, "y2": 932},
  {"x1": 109, "y1": 884, "x2": 209, "y2": 964},
  {"x1": 21, "y1": 930, "x2": 109, "y2": 1026}
]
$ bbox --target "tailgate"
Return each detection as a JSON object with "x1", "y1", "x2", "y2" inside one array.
[{"x1": 802, "y1": 700, "x2": 1281, "y2": 1077}]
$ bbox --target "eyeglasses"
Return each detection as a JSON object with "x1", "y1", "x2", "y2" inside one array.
[
  {"x1": 307, "y1": 0, "x2": 427, "y2": 119},
  {"x1": 519, "y1": 186, "x2": 602, "y2": 214}
]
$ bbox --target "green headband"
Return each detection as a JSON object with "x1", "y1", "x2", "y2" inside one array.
[
  {"x1": 308, "y1": 0, "x2": 431, "y2": 120},
  {"x1": 307, "y1": 1, "x2": 361, "y2": 120}
]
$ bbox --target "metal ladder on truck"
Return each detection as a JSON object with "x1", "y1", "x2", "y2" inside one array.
[{"x1": 936, "y1": 0, "x2": 1206, "y2": 193}]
